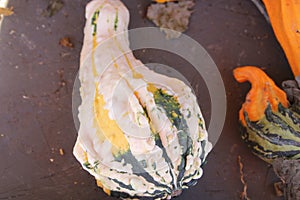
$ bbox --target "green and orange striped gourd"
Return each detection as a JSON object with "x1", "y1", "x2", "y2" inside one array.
[{"x1": 234, "y1": 66, "x2": 300, "y2": 163}]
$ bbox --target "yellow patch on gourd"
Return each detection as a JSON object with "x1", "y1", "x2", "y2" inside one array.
[
  {"x1": 96, "y1": 180, "x2": 104, "y2": 188},
  {"x1": 103, "y1": 187, "x2": 111, "y2": 196},
  {"x1": 83, "y1": 151, "x2": 88, "y2": 162},
  {"x1": 96, "y1": 180, "x2": 111, "y2": 196},
  {"x1": 171, "y1": 111, "x2": 178, "y2": 118},
  {"x1": 94, "y1": 88, "x2": 129, "y2": 154},
  {"x1": 147, "y1": 83, "x2": 157, "y2": 93},
  {"x1": 123, "y1": 54, "x2": 143, "y2": 79}
]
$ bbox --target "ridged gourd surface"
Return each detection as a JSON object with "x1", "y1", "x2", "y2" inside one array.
[{"x1": 73, "y1": 0, "x2": 212, "y2": 199}]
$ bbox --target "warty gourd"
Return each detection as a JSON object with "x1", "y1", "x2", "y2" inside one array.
[{"x1": 73, "y1": 0, "x2": 212, "y2": 199}]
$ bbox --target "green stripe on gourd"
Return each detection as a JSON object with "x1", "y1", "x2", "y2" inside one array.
[
  {"x1": 91, "y1": 10, "x2": 100, "y2": 36},
  {"x1": 114, "y1": 10, "x2": 118, "y2": 31},
  {"x1": 114, "y1": 150, "x2": 172, "y2": 190},
  {"x1": 152, "y1": 88, "x2": 194, "y2": 188},
  {"x1": 241, "y1": 104, "x2": 300, "y2": 162}
]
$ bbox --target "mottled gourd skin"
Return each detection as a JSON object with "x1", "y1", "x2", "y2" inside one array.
[
  {"x1": 73, "y1": 0, "x2": 212, "y2": 199},
  {"x1": 234, "y1": 66, "x2": 300, "y2": 163}
]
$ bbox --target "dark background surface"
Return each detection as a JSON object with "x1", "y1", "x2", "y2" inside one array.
[{"x1": 0, "y1": 0, "x2": 293, "y2": 199}]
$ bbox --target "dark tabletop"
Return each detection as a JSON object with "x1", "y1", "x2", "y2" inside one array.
[{"x1": 0, "y1": 0, "x2": 292, "y2": 199}]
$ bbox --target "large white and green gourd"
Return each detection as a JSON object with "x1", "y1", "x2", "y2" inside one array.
[{"x1": 73, "y1": 0, "x2": 212, "y2": 199}]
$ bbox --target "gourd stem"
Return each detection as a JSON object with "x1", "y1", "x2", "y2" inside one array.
[{"x1": 233, "y1": 66, "x2": 288, "y2": 125}]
